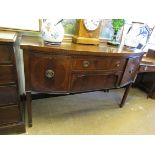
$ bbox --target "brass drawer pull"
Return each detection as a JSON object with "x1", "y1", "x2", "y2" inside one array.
[
  {"x1": 116, "y1": 63, "x2": 120, "y2": 67},
  {"x1": 45, "y1": 69, "x2": 55, "y2": 78},
  {"x1": 83, "y1": 60, "x2": 90, "y2": 68}
]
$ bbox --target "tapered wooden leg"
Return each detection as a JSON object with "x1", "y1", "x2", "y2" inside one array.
[
  {"x1": 120, "y1": 83, "x2": 132, "y2": 108},
  {"x1": 26, "y1": 92, "x2": 32, "y2": 127}
]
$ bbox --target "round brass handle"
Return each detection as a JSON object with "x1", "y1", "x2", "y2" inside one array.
[
  {"x1": 116, "y1": 63, "x2": 120, "y2": 67},
  {"x1": 45, "y1": 69, "x2": 55, "y2": 78},
  {"x1": 83, "y1": 60, "x2": 90, "y2": 68}
]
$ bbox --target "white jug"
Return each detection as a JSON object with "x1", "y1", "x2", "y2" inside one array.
[{"x1": 41, "y1": 19, "x2": 64, "y2": 43}]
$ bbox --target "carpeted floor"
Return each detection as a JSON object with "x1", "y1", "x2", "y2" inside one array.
[{"x1": 25, "y1": 88, "x2": 155, "y2": 134}]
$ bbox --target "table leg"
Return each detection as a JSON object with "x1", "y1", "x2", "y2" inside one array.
[
  {"x1": 147, "y1": 82, "x2": 155, "y2": 98},
  {"x1": 26, "y1": 92, "x2": 32, "y2": 127},
  {"x1": 120, "y1": 83, "x2": 132, "y2": 108}
]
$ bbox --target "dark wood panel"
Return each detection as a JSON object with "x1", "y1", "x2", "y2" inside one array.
[
  {"x1": 0, "y1": 85, "x2": 18, "y2": 106},
  {"x1": 0, "y1": 65, "x2": 16, "y2": 84},
  {"x1": 70, "y1": 72, "x2": 121, "y2": 92},
  {"x1": 139, "y1": 64, "x2": 155, "y2": 73},
  {"x1": 0, "y1": 45, "x2": 13, "y2": 63},
  {"x1": 120, "y1": 57, "x2": 141, "y2": 86},
  {"x1": 30, "y1": 52, "x2": 71, "y2": 92},
  {"x1": 0, "y1": 31, "x2": 25, "y2": 134},
  {"x1": 0, "y1": 105, "x2": 21, "y2": 125},
  {"x1": 72, "y1": 56, "x2": 126, "y2": 71},
  {"x1": 145, "y1": 49, "x2": 155, "y2": 59},
  {"x1": 0, "y1": 122, "x2": 25, "y2": 134}
]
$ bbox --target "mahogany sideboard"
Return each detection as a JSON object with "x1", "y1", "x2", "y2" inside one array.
[
  {"x1": 20, "y1": 36, "x2": 144, "y2": 127},
  {"x1": 0, "y1": 31, "x2": 25, "y2": 134}
]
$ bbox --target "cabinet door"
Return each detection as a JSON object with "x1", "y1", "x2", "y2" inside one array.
[
  {"x1": 30, "y1": 53, "x2": 71, "y2": 92},
  {"x1": 120, "y1": 57, "x2": 141, "y2": 86}
]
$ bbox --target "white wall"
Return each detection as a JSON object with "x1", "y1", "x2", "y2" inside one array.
[{"x1": 0, "y1": 19, "x2": 39, "y2": 31}]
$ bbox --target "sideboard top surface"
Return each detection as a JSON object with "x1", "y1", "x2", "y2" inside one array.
[{"x1": 20, "y1": 36, "x2": 144, "y2": 57}]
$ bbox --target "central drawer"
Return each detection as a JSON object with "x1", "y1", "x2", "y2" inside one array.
[{"x1": 72, "y1": 56, "x2": 126, "y2": 71}]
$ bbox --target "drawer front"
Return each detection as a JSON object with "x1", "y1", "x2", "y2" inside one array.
[
  {"x1": 120, "y1": 57, "x2": 141, "y2": 86},
  {"x1": 0, "y1": 45, "x2": 13, "y2": 63},
  {"x1": 139, "y1": 65, "x2": 155, "y2": 73},
  {"x1": 70, "y1": 72, "x2": 122, "y2": 92},
  {"x1": 30, "y1": 53, "x2": 71, "y2": 92},
  {"x1": 0, "y1": 65, "x2": 16, "y2": 84},
  {"x1": 0, "y1": 85, "x2": 18, "y2": 106},
  {"x1": 0, "y1": 105, "x2": 21, "y2": 125},
  {"x1": 72, "y1": 56, "x2": 126, "y2": 71}
]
